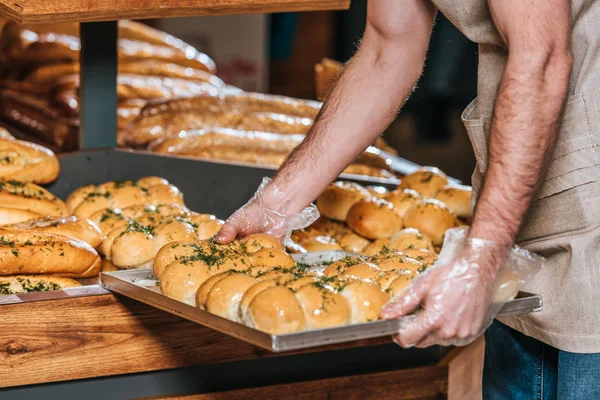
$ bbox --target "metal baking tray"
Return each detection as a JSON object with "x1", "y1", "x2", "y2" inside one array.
[{"x1": 101, "y1": 251, "x2": 542, "y2": 353}]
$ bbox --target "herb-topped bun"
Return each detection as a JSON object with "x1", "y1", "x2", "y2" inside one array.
[
  {"x1": 403, "y1": 199, "x2": 459, "y2": 246},
  {"x1": 316, "y1": 181, "x2": 371, "y2": 222},
  {"x1": 251, "y1": 248, "x2": 295, "y2": 269},
  {"x1": 339, "y1": 280, "x2": 390, "y2": 324},
  {"x1": 241, "y1": 233, "x2": 284, "y2": 252},
  {"x1": 434, "y1": 184, "x2": 472, "y2": 220},
  {"x1": 401, "y1": 247, "x2": 438, "y2": 267},
  {"x1": 0, "y1": 180, "x2": 68, "y2": 217},
  {"x1": 205, "y1": 273, "x2": 259, "y2": 322},
  {"x1": 346, "y1": 198, "x2": 403, "y2": 239},
  {"x1": 299, "y1": 236, "x2": 343, "y2": 252},
  {"x1": 383, "y1": 189, "x2": 421, "y2": 219},
  {"x1": 387, "y1": 228, "x2": 434, "y2": 252},
  {"x1": 398, "y1": 167, "x2": 448, "y2": 197},
  {"x1": 294, "y1": 282, "x2": 352, "y2": 329},
  {"x1": 0, "y1": 275, "x2": 81, "y2": 295},
  {"x1": 244, "y1": 286, "x2": 307, "y2": 334}
]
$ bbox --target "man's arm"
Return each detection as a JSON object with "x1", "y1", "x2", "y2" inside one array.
[
  {"x1": 260, "y1": 0, "x2": 436, "y2": 214},
  {"x1": 469, "y1": 0, "x2": 572, "y2": 246},
  {"x1": 382, "y1": 0, "x2": 572, "y2": 348}
]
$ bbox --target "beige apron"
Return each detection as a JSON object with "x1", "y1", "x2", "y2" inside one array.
[{"x1": 430, "y1": 0, "x2": 600, "y2": 353}]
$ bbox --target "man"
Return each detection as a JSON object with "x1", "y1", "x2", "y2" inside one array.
[{"x1": 216, "y1": 1, "x2": 600, "y2": 397}]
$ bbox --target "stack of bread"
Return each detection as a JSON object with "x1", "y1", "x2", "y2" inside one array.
[
  {"x1": 154, "y1": 232, "x2": 438, "y2": 334},
  {"x1": 292, "y1": 166, "x2": 472, "y2": 256},
  {"x1": 0, "y1": 20, "x2": 397, "y2": 180}
]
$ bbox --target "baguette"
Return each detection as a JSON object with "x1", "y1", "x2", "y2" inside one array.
[
  {"x1": 2, "y1": 216, "x2": 103, "y2": 249},
  {"x1": 0, "y1": 136, "x2": 60, "y2": 183},
  {"x1": 0, "y1": 180, "x2": 68, "y2": 217},
  {"x1": 0, "y1": 207, "x2": 42, "y2": 225},
  {"x1": 0, "y1": 275, "x2": 81, "y2": 295},
  {"x1": 0, "y1": 230, "x2": 101, "y2": 277}
]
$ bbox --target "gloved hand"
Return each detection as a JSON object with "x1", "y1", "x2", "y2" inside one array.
[
  {"x1": 215, "y1": 177, "x2": 320, "y2": 245},
  {"x1": 380, "y1": 227, "x2": 543, "y2": 348}
]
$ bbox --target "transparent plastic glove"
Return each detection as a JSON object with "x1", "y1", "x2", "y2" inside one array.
[
  {"x1": 380, "y1": 226, "x2": 544, "y2": 348},
  {"x1": 215, "y1": 177, "x2": 320, "y2": 245}
]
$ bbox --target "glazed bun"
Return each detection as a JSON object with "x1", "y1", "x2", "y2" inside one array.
[
  {"x1": 285, "y1": 276, "x2": 319, "y2": 292},
  {"x1": 239, "y1": 280, "x2": 278, "y2": 320},
  {"x1": 401, "y1": 247, "x2": 438, "y2": 267},
  {"x1": 384, "y1": 189, "x2": 421, "y2": 219},
  {"x1": 377, "y1": 271, "x2": 404, "y2": 290},
  {"x1": 338, "y1": 263, "x2": 381, "y2": 281},
  {"x1": 316, "y1": 182, "x2": 370, "y2": 222},
  {"x1": 205, "y1": 273, "x2": 259, "y2": 322},
  {"x1": 361, "y1": 239, "x2": 387, "y2": 257},
  {"x1": 387, "y1": 274, "x2": 414, "y2": 298},
  {"x1": 346, "y1": 198, "x2": 403, "y2": 239},
  {"x1": 403, "y1": 199, "x2": 459, "y2": 245},
  {"x1": 434, "y1": 184, "x2": 472, "y2": 219},
  {"x1": 241, "y1": 233, "x2": 284, "y2": 252},
  {"x1": 388, "y1": 228, "x2": 434, "y2": 252},
  {"x1": 295, "y1": 283, "x2": 352, "y2": 329},
  {"x1": 251, "y1": 248, "x2": 296, "y2": 269},
  {"x1": 193, "y1": 216, "x2": 224, "y2": 240},
  {"x1": 336, "y1": 231, "x2": 371, "y2": 253},
  {"x1": 160, "y1": 261, "x2": 211, "y2": 304},
  {"x1": 245, "y1": 286, "x2": 306, "y2": 334},
  {"x1": 195, "y1": 272, "x2": 230, "y2": 309},
  {"x1": 370, "y1": 250, "x2": 424, "y2": 274},
  {"x1": 339, "y1": 281, "x2": 390, "y2": 324},
  {"x1": 322, "y1": 256, "x2": 365, "y2": 277},
  {"x1": 398, "y1": 167, "x2": 448, "y2": 197},
  {"x1": 300, "y1": 236, "x2": 343, "y2": 252},
  {"x1": 367, "y1": 186, "x2": 388, "y2": 198}
]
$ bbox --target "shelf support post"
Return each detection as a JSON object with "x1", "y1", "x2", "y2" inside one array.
[{"x1": 79, "y1": 21, "x2": 118, "y2": 149}]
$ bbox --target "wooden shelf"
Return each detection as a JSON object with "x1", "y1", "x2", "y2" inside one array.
[{"x1": 0, "y1": 0, "x2": 350, "y2": 24}]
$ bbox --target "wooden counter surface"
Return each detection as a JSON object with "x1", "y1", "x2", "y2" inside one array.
[{"x1": 0, "y1": 0, "x2": 350, "y2": 24}]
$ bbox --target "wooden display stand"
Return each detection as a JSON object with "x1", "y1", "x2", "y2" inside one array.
[{"x1": 0, "y1": 1, "x2": 483, "y2": 398}]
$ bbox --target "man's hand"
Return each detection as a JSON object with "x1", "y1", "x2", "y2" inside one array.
[{"x1": 381, "y1": 237, "x2": 508, "y2": 348}]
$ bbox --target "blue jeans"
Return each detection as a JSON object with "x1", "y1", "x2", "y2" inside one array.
[{"x1": 483, "y1": 321, "x2": 600, "y2": 399}]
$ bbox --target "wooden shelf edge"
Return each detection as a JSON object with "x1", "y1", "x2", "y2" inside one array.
[{"x1": 0, "y1": 0, "x2": 351, "y2": 24}]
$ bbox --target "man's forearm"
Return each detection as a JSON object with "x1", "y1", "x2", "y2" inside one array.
[
  {"x1": 469, "y1": 52, "x2": 572, "y2": 248},
  {"x1": 262, "y1": 2, "x2": 436, "y2": 215}
]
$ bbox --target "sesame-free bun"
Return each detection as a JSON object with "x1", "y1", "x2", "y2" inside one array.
[
  {"x1": 398, "y1": 167, "x2": 448, "y2": 197},
  {"x1": 339, "y1": 280, "x2": 390, "y2": 324},
  {"x1": 244, "y1": 286, "x2": 306, "y2": 334},
  {"x1": 403, "y1": 199, "x2": 459, "y2": 245},
  {"x1": 346, "y1": 198, "x2": 403, "y2": 240},
  {"x1": 388, "y1": 228, "x2": 434, "y2": 252},
  {"x1": 251, "y1": 248, "x2": 296, "y2": 269},
  {"x1": 434, "y1": 184, "x2": 472, "y2": 219},
  {"x1": 300, "y1": 236, "x2": 343, "y2": 252},
  {"x1": 316, "y1": 181, "x2": 370, "y2": 222},
  {"x1": 384, "y1": 189, "x2": 421, "y2": 219},
  {"x1": 401, "y1": 247, "x2": 438, "y2": 267},
  {"x1": 241, "y1": 233, "x2": 284, "y2": 252},
  {"x1": 205, "y1": 273, "x2": 259, "y2": 322},
  {"x1": 361, "y1": 239, "x2": 388, "y2": 256},
  {"x1": 295, "y1": 283, "x2": 352, "y2": 329}
]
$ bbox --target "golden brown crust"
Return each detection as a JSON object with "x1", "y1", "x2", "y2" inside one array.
[
  {"x1": 346, "y1": 198, "x2": 403, "y2": 240},
  {"x1": 0, "y1": 230, "x2": 101, "y2": 278},
  {"x1": 0, "y1": 180, "x2": 68, "y2": 217},
  {"x1": 299, "y1": 236, "x2": 343, "y2": 252},
  {"x1": 403, "y1": 199, "x2": 459, "y2": 245},
  {"x1": 339, "y1": 281, "x2": 390, "y2": 324},
  {"x1": 0, "y1": 275, "x2": 81, "y2": 295},
  {"x1": 205, "y1": 273, "x2": 259, "y2": 322},
  {"x1": 383, "y1": 189, "x2": 421, "y2": 219},
  {"x1": 398, "y1": 167, "x2": 449, "y2": 197},
  {"x1": 295, "y1": 283, "x2": 351, "y2": 329},
  {"x1": 0, "y1": 138, "x2": 60, "y2": 184},
  {"x1": 316, "y1": 182, "x2": 371, "y2": 222},
  {"x1": 388, "y1": 228, "x2": 435, "y2": 253},
  {"x1": 434, "y1": 184, "x2": 472, "y2": 219},
  {"x1": 0, "y1": 207, "x2": 43, "y2": 225},
  {"x1": 245, "y1": 286, "x2": 306, "y2": 334}
]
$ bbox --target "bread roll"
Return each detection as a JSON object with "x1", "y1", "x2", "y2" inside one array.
[
  {"x1": 336, "y1": 231, "x2": 371, "y2": 253},
  {"x1": 401, "y1": 248, "x2": 438, "y2": 267},
  {"x1": 160, "y1": 260, "x2": 211, "y2": 304},
  {"x1": 251, "y1": 248, "x2": 296, "y2": 269},
  {"x1": 153, "y1": 241, "x2": 197, "y2": 279},
  {"x1": 245, "y1": 286, "x2": 306, "y2": 334},
  {"x1": 0, "y1": 180, "x2": 67, "y2": 217},
  {"x1": 102, "y1": 259, "x2": 119, "y2": 272},
  {"x1": 339, "y1": 281, "x2": 390, "y2": 324},
  {"x1": 383, "y1": 189, "x2": 421, "y2": 219},
  {"x1": 369, "y1": 249, "x2": 425, "y2": 274},
  {"x1": 0, "y1": 137, "x2": 60, "y2": 184},
  {"x1": 377, "y1": 271, "x2": 405, "y2": 291},
  {"x1": 322, "y1": 256, "x2": 365, "y2": 277},
  {"x1": 0, "y1": 207, "x2": 42, "y2": 225},
  {"x1": 403, "y1": 199, "x2": 459, "y2": 245},
  {"x1": 316, "y1": 182, "x2": 370, "y2": 222},
  {"x1": 387, "y1": 274, "x2": 415, "y2": 298},
  {"x1": 238, "y1": 233, "x2": 282, "y2": 253},
  {"x1": 1, "y1": 216, "x2": 103, "y2": 249},
  {"x1": 239, "y1": 280, "x2": 279, "y2": 320},
  {"x1": 388, "y1": 228, "x2": 434, "y2": 252},
  {"x1": 398, "y1": 167, "x2": 448, "y2": 197},
  {"x1": 190, "y1": 215, "x2": 223, "y2": 240},
  {"x1": 285, "y1": 276, "x2": 320, "y2": 292},
  {"x1": 367, "y1": 186, "x2": 388, "y2": 198},
  {"x1": 295, "y1": 283, "x2": 352, "y2": 329},
  {"x1": 254, "y1": 270, "x2": 296, "y2": 283},
  {"x1": 0, "y1": 230, "x2": 100, "y2": 278},
  {"x1": 0, "y1": 275, "x2": 81, "y2": 295},
  {"x1": 346, "y1": 198, "x2": 403, "y2": 240},
  {"x1": 361, "y1": 239, "x2": 388, "y2": 257},
  {"x1": 434, "y1": 184, "x2": 472, "y2": 219},
  {"x1": 205, "y1": 273, "x2": 259, "y2": 322},
  {"x1": 195, "y1": 271, "x2": 231, "y2": 309},
  {"x1": 338, "y1": 263, "x2": 381, "y2": 282},
  {"x1": 300, "y1": 236, "x2": 343, "y2": 252}
]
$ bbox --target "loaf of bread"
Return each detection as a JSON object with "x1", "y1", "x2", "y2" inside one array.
[
  {"x1": 66, "y1": 177, "x2": 184, "y2": 218},
  {"x1": 0, "y1": 275, "x2": 81, "y2": 295},
  {"x1": 0, "y1": 230, "x2": 101, "y2": 277},
  {"x1": 0, "y1": 135, "x2": 59, "y2": 183}
]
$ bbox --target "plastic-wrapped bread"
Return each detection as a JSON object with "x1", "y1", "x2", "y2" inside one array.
[
  {"x1": 66, "y1": 177, "x2": 184, "y2": 218},
  {"x1": 1, "y1": 216, "x2": 102, "y2": 249},
  {"x1": 0, "y1": 180, "x2": 68, "y2": 217},
  {"x1": 346, "y1": 198, "x2": 403, "y2": 240},
  {"x1": 0, "y1": 230, "x2": 101, "y2": 278},
  {"x1": 0, "y1": 136, "x2": 60, "y2": 184},
  {"x1": 398, "y1": 167, "x2": 449, "y2": 197},
  {"x1": 316, "y1": 182, "x2": 371, "y2": 222},
  {"x1": 0, "y1": 275, "x2": 81, "y2": 295},
  {"x1": 403, "y1": 199, "x2": 459, "y2": 246},
  {"x1": 387, "y1": 228, "x2": 435, "y2": 252}
]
